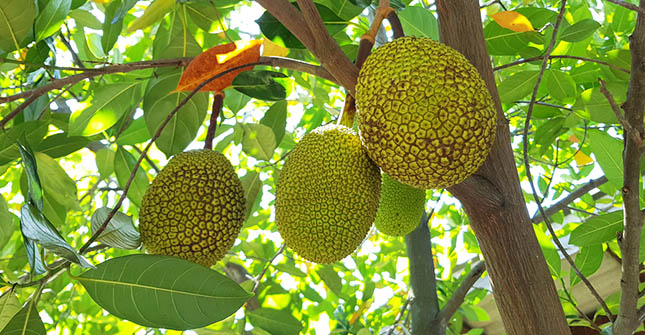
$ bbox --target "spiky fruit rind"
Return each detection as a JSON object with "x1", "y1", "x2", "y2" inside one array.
[
  {"x1": 139, "y1": 149, "x2": 245, "y2": 267},
  {"x1": 374, "y1": 173, "x2": 426, "y2": 236},
  {"x1": 356, "y1": 36, "x2": 496, "y2": 189},
  {"x1": 275, "y1": 124, "x2": 381, "y2": 264}
]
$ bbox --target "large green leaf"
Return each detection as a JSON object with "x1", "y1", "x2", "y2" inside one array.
[
  {"x1": 0, "y1": 300, "x2": 45, "y2": 335},
  {"x1": 34, "y1": 134, "x2": 90, "y2": 158},
  {"x1": 559, "y1": 19, "x2": 600, "y2": 42},
  {"x1": 241, "y1": 123, "x2": 277, "y2": 161},
  {"x1": 34, "y1": 0, "x2": 71, "y2": 41},
  {"x1": 484, "y1": 21, "x2": 533, "y2": 56},
  {"x1": 398, "y1": 6, "x2": 439, "y2": 40},
  {"x1": 113, "y1": 147, "x2": 149, "y2": 207},
  {"x1": 247, "y1": 308, "x2": 303, "y2": 335},
  {"x1": 34, "y1": 152, "x2": 78, "y2": 211},
  {"x1": 101, "y1": 0, "x2": 127, "y2": 53},
  {"x1": 260, "y1": 101, "x2": 288, "y2": 145},
  {"x1": 570, "y1": 211, "x2": 623, "y2": 247},
  {"x1": 69, "y1": 82, "x2": 142, "y2": 136},
  {"x1": 572, "y1": 88, "x2": 620, "y2": 124},
  {"x1": 0, "y1": 292, "x2": 21, "y2": 331},
  {"x1": 570, "y1": 245, "x2": 603, "y2": 287},
  {"x1": 233, "y1": 71, "x2": 289, "y2": 101},
  {"x1": 544, "y1": 69, "x2": 576, "y2": 101},
  {"x1": 95, "y1": 148, "x2": 115, "y2": 179},
  {"x1": 143, "y1": 72, "x2": 208, "y2": 157},
  {"x1": 75, "y1": 254, "x2": 252, "y2": 330},
  {"x1": 0, "y1": 121, "x2": 49, "y2": 166},
  {"x1": 0, "y1": 0, "x2": 35, "y2": 53},
  {"x1": 497, "y1": 70, "x2": 540, "y2": 103},
  {"x1": 587, "y1": 130, "x2": 623, "y2": 189}
]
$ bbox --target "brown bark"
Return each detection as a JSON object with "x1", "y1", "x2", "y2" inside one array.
[{"x1": 438, "y1": 1, "x2": 571, "y2": 334}]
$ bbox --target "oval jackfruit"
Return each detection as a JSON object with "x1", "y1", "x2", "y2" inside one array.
[
  {"x1": 275, "y1": 124, "x2": 381, "y2": 263},
  {"x1": 374, "y1": 173, "x2": 426, "y2": 236},
  {"x1": 356, "y1": 36, "x2": 496, "y2": 189},
  {"x1": 139, "y1": 149, "x2": 245, "y2": 267}
]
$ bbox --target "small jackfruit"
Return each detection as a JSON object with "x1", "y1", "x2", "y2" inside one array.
[
  {"x1": 374, "y1": 173, "x2": 426, "y2": 236},
  {"x1": 275, "y1": 124, "x2": 381, "y2": 263},
  {"x1": 356, "y1": 36, "x2": 496, "y2": 189},
  {"x1": 139, "y1": 149, "x2": 245, "y2": 267}
]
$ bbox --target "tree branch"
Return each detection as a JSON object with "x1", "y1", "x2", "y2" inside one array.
[
  {"x1": 613, "y1": 1, "x2": 645, "y2": 333},
  {"x1": 494, "y1": 55, "x2": 630, "y2": 73},
  {"x1": 606, "y1": 0, "x2": 645, "y2": 15},
  {"x1": 532, "y1": 176, "x2": 609, "y2": 224},
  {"x1": 435, "y1": 261, "x2": 486, "y2": 328},
  {"x1": 598, "y1": 78, "x2": 642, "y2": 147}
]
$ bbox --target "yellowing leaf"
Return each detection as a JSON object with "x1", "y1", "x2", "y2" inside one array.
[
  {"x1": 127, "y1": 0, "x2": 174, "y2": 33},
  {"x1": 492, "y1": 11, "x2": 534, "y2": 32},
  {"x1": 175, "y1": 40, "x2": 262, "y2": 92},
  {"x1": 262, "y1": 38, "x2": 288, "y2": 57},
  {"x1": 574, "y1": 151, "x2": 593, "y2": 166}
]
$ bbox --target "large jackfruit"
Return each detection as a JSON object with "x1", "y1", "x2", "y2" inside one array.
[
  {"x1": 275, "y1": 124, "x2": 381, "y2": 263},
  {"x1": 356, "y1": 36, "x2": 496, "y2": 189},
  {"x1": 374, "y1": 173, "x2": 426, "y2": 236},
  {"x1": 139, "y1": 149, "x2": 245, "y2": 267}
]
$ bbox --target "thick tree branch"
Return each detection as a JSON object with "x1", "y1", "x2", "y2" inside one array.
[
  {"x1": 613, "y1": 1, "x2": 645, "y2": 334},
  {"x1": 435, "y1": 261, "x2": 486, "y2": 329},
  {"x1": 532, "y1": 176, "x2": 609, "y2": 224},
  {"x1": 606, "y1": 0, "x2": 645, "y2": 15},
  {"x1": 494, "y1": 54, "x2": 630, "y2": 73}
]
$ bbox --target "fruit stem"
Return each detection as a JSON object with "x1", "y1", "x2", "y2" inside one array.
[
  {"x1": 205, "y1": 92, "x2": 224, "y2": 150},
  {"x1": 338, "y1": 95, "x2": 356, "y2": 128}
]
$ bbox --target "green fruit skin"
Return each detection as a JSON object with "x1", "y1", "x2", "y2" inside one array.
[
  {"x1": 374, "y1": 173, "x2": 426, "y2": 236},
  {"x1": 356, "y1": 36, "x2": 496, "y2": 189},
  {"x1": 275, "y1": 124, "x2": 381, "y2": 264},
  {"x1": 139, "y1": 149, "x2": 246, "y2": 267}
]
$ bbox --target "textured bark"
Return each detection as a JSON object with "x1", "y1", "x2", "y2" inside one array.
[{"x1": 437, "y1": 1, "x2": 571, "y2": 334}]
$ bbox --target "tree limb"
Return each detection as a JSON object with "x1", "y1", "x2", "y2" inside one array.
[
  {"x1": 435, "y1": 261, "x2": 486, "y2": 328},
  {"x1": 532, "y1": 176, "x2": 609, "y2": 224},
  {"x1": 494, "y1": 54, "x2": 630, "y2": 73},
  {"x1": 598, "y1": 78, "x2": 642, "y2": 147},
  {"x1": 606, "y1": 0, "x2": 645, "y2": 15}
]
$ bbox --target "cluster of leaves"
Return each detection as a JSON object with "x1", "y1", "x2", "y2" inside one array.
[{"x1": 0, "y1": 0, "x2": 641, "y2": 334}]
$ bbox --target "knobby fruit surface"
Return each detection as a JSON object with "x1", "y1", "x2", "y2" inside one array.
[
  {"x1": 356, "y1": 36, "x2": 496, "y2": 189},
  {"x1": 374, "y1": 173, "x2": 426, "y2": 236}
]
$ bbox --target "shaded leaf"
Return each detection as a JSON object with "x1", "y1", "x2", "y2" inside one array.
[
  {"x1": 34, "y1": 134, "x2": 90, "y2": 158},
  {"x1": 247, "y1": 308, "x2": 303, "y2": 335},
  {"x1": 90, "y1": 208, "x2": 141, "y2": 250},
  {"x1": 560, "y1": 19, "x2": 600, "y2": 42},
  {"x1": 20, "y1": 203, "x2": 93, "y2": 268},
  {"x1": 241, "y1": 124, "x2": 277, "y2": 161},
  {"x1": 0, "y1": 195, "x2": 14, "y2": 249},
  {"x1": 113, "y1": 147, "x2": 149, "y2": 207},
  {"x1": 76, "y1": 254, "x2": 252, "y2": 330},
  {"x1": 0, "y1": 0, "x2": 36, "y2": 53},
  {"x1": 233, "y1": 70, "x2": 288, "y2": 101},
  {"x1": 497, "y1": 70, "x2": 540, "y2": 103},
  {"x1": 588, "y1": 130, "x2": 623, "y2": 189},
  {"x1": 544, "y1": 69, "x2": 576, "y2": 101},
  {"x1": 34, "y1": 0, "x2": 71, "y2": 41},
  {"x1": 176, "y1": 40, "x2": 262, "y2": 92},
  {"x1": 240, "y1": 171, "x2": 262, "y2": 220},
  {"x1": 101, "y1": 0, "x2": 127, "y2": 53},
  {"x1": 570, "y1": 211, "x2": 623, "y2": 247},
  {"x1": 260, "y1": 101, "x2": 288, "y2": 145},
  {"x1": 573, "y1": 88, "x2": 620, "y2": 124},
  {"x1": 0, "y1": 292, "x2": 21, "y2": 331},
  {"x1": 127, "y1": 0, "x2": 174, "y2": 32},
  {"x1": 115, "y1": 117, "x2": 151, "y2": 146},
  {"x1": 570, "y1": 245, "x2": 603, "y2": 287},
  {"x1": 95, "y1": 148, "x2": 115, "y2": 179},
  {"x1": 34, "y1": 152, "x2": 79, "y2": 211},
  {"x1": 398, "y1": 6, "x2": 439, "y2": 40},
  {"x1": 0, "y1": 300, "x2": 45, "y2": 335},
  {"x1": 223, "y1": 88, "x2": 251, "y2": 114},
  {"x1": 317, "y1": 266, "x2": 343, "y2": 297},
  {"x1": 0, "y1": 121, "x2": 49, "y2": 166}
]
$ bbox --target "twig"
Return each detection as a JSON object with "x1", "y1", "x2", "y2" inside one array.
[
  {"x1": 78, "y1": 62, "x2": 268, "y2": 254},
  {"x1": 606, "y1": 0, "x2": 645, "y2": 15},
  {"x1": 435, "y1": 261, "x2": 486, "y2": 326},
  {"x1": 0, "y1": 94, "x2": 41, "y2": 129},
  {"x1": 259, "y1": 56, "x2": 337, "y2": 84},
  {"x1": 204, "y1": 93, "x2": 224, "y2": 150},
  {"x1": 130, "y1": 145, "x2": 160, "y2": 174},
  {"x1": 521, "y1": 0, "x2": 613, "y2": 321},
  {"x1": 514, "y1": 100, "x2": 573, "y2": 111},
  {"x1": 598, "y1": 78, "x2": 642, "y2": 147},
  {"x1": 387, "y1": 296, "x2": 413, "y2": 335},
  {"x1": 59, "y1": 28, "x2": 85, "y2": 69},
  {"x1": 494, "y1": 55, "x2": 630, "y2": 73},
  {"x1": 252, "y1": 244, "x2": 286, "y2": 293},
  {"x1": 532, "y1": 176, "x2": 609, "y2": 223}
]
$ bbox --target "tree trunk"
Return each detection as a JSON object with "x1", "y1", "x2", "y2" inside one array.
[{"x1": 436, "y1": 1, "x2": 571, "y2": 334}]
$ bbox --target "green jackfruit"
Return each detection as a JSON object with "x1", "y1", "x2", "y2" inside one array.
[
  {"x1": 374, "y1": 173, "x2": 426, "y2": 236},
  {"x1": 356, "y1": 36, "x2": 496, "y2": 189},
  {"x1": 139, "y1": 149, "x2": 245, "y2": 267},
  {"x1": 275, "y1": 124, "x2": 381, "y2": 263}
]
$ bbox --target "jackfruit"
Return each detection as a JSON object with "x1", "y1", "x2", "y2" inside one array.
[
  {"x1": 139, "y1": 149, "x2": 245, "y2": 267},
  {"x1": 355, "y1": 36, "x2": 496, "y2": 189},
  {"x1": 275, "y1": 124, "x2": 381, "y2": 263},
  {"x1": 374, "y1": 173, "x2": 426, "y2": 236}
]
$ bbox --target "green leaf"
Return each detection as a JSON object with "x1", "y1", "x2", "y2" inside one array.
[
  {"x1": 223, "y1": 88, "x2": 251, "y2": 114},
  {"x1": 115, "y1": 117, "x2": 151, "y2": 146},
  {"x1": 534, "y1": 226, "x2": 560, "y2": 276},
  {"x1": 544, "y1": 69, "x2": 576, "y2": 101},
  {"x1": 0, "y1": 291, "x2": 21, "y2": 331},
  {"x1": 24, "y1": 40, "x2": 51, "y2": 73},
  {"x1": 34, "y1": 134, "x2": 90, "y2": 158},
  {"x1": 497, "y1": 70, "x2": 540, "y2": 103},
  {"x1": 398, "y1": 6, "x2": 439, "y2": 40},
  {"x1": 273, "y1": 263, "x2": 306, "y2": 278},
  {"x1": 233, "y1": 71, "x2": 288, "y2": 101},
  {"x1": 34, "y1": 152, "x2": 79, "y2": 211},
  {"x1": 610, "y1": 3, "x2": 634, "y2": 34},
  {"x1": 573, "y1": 88, "x2": 620, "y2": 124},
  {"x1": 17, "y1": 142, "x2": 43, "y2": 209},
  {"x1": 0, "y1": 0, "x2": 36, "y2": 53},
  {"x1": 69, "y1": 82, "x2": 142, "y2": 136},
  {"x1": 34, "y1": 0, "x2": 71, "y2": 41},
  {"x1": 241, "y1": 124, "x2": 277, "y2": 161},
  {"x1": 570, "y1": 245, "x2": 603, "y2": 287},
  {"x1": 570, "y1": 211, "x2": 623, "y2": 247},
  {"x1": 588, "y1": 130, "x2": 623, "y2": 189},
  {"x1": 20, "y1": 203, "x2": 93, "y2": 268},
  {"x1": 484, "y1": 21, "x2": 533, "y2": 56},
  {"x1": 143, "y1": 72, "x2": 208, "y2": 157},
  {"x1": 152, "y1": 9, "x2": 202, "y2": 59},
  {"x1": 75, "y1": 254, "x2": 252, "y2": 330},
  {"x1": 0, "y1": 121, "x2": 49, "y2": 166},
  {"x1": 95, "y1": 148, "x2": 115, "y2": 179},
  {"x1": 247, "y1": 308, "x2": 303, "y2": 335},
  {"x1": 0, "y1": 195, "x2": 13, "y2": 249},
  {"x1": 42, "y1": 191, "x2": 67, "y2": 228},
  {"x1": 90, "y1": 208, "x2": 141, "y2": 250},
  {"x1": 113, "y1": 147, "x2": 149, "y2": 207},
  {"x1": 260, "y1": 101, "x2": 288, "y2": 145},
  {"x1": 317, "y1": 266, "x2": 343, "y2": 297},
  {"x1": 101, "y1": 0, "x2": 126, "y2": 53},
  {"x1": 0, "y1": 300, "x2": 45, "y2": 335},
  {"x1": 69, "y1": 9, "x2": 102, "y2": 29},
  {"x1": 240, "y1": 171, "x2": 262, "y2": 220},
  {"x1": 559, "y1": 19, "x2": 600, "y2": 42}
]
